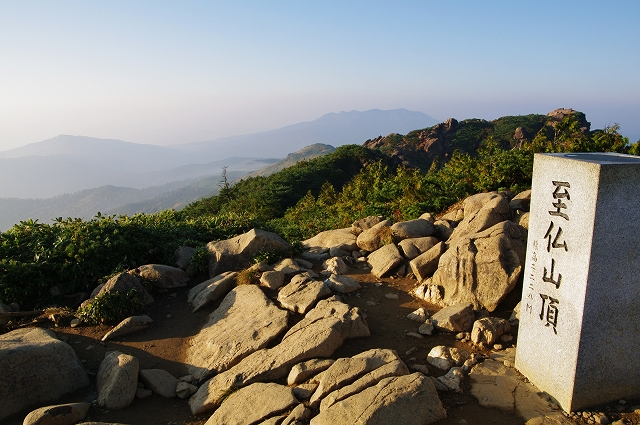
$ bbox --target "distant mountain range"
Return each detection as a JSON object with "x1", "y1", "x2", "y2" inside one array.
[{"x1": 0, "y1": 108, "x2": 438, "y2": 230}]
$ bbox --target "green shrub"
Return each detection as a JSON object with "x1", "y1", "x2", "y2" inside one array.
[{"x1": 76, "y1": 289, "x2": 144, "y2": 324}]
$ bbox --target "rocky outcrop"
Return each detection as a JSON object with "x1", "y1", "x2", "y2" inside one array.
[
  {"x1": 187, "y1": 285, "x2": 289, "y2": 381},
  {"x1": 0, "y1": 328, "x2": 90, "y2": 421},
  {"x1": 189, "y1": 298, "x2": 369, "y2": 414},
  {"x1": 430, "y1": 221, "x2": 527, "y2": 311},
  {"x1": 447, "y1": 192, "x2": 511, "y2": 245},
  {"x1": 206, "y1": 229, "x2": 289, "y2": 277}
]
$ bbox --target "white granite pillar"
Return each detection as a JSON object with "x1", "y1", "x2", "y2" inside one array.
[{"x1": 515, "y1": 152, "x2": 640, "y2": 412}]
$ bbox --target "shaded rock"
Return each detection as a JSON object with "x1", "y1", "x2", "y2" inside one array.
[
  {"x1": 356, "y1": 220, "x2": 392, "y2": 252},
  {"x1": 187, "y1": 271, "x2": 237, "y2": 313},
  {"x1": 205, "y1": 382, "x2": 298, "y2": 425},
  {"x1": 431, "y1": 304, "x2": 474, "y2": 332},
  {"x1": 391, "y1": 218, "x2": 435, "y2": 241},
  {"x1": 324, "y1": 274, "x2": 361, "y2": 294},
  {"x1": 302, "y1": 228, "x2": 358, "y2": 252},
  {"x1": 207, "y1": 229, "x2": 290, "y2": 277},
  {"x1": 174, "y1": 246, "x2": 196, "y2": 270},
  {"x1": 0, "y1": 328, "x2": 89, "y2": 421},
  {"x1": 189, "y1": 298, "x2": 369, "y2": 415},
  {"x1": 187, "y1": 285, "x2": 289, "y2": 381},
  {"x1": 139, "y1": 369, "x2": 178, "y2": 398},
  {"x1": 277, "y1": 275, "x2": 332, "y2": 314},
  {"x1": 176, "y1": 382, "x2": 198, "y2": 399},
  {"x1": 510, "y1": 189, "x2": 531, "y2": 212},
  {"x1": 471, "y1": 317, "x2": 511, "y2": 346},
  {"x1": 351, "y1": 216, "x2": 384, "y2": 236},
  {"x1": 431, "y1": 220, "x2": 527, "y2": 311},
  {"x1": 260, "y1": 270, "x2": 285, "y2": 290},
  {"x1": 96, "y1": 351, "x2": 138, "y2": 410},
  {"x1": 398, "y1": 236, "x2": 439, "y2": 260},
  {"x1": 427, "y1": 346, "x2": 470, "y2": 370},
  {"x1": 136, "y1": 388, "x2": 152, "y2": 399},
  {"x1": 437, "y1": 367, "x2": 464, "y2": 392},
  {"x1": 309, "y1": 373, "x2": 446, "y2": 425},
  {"x1": 322, "y1": 257, "x2": 349, "y2": 275},
  {"x1": 288, "y1": 359, "x2": 335, "y2": 386},
  {"x1": 419, "y1": 212, "x2": 435, "y2": 223},
  {"x1": 101, "y1": 315, "x2": 153, "y2": 342},
  {"x1": 409, "y1": 241, "x2": 446, "y2": 282},
  {"x1": 309, "y1": 348, "x2": 402, "y2": 407},
  {"x1": 134, "y1": 264, "x2": 188, "y2": 289},
  {"x1": 23, "y1": 402, "x2": 91, "y2": 425},
  {"x1": 95, "y1": 272, "x2": 153, "y2": 306},
  {"x1": 282, "y1": 404, "x2": 312, "y2": 425},
  {"x1": 319, "y1": 359, "x2": 409, "y2": 410},
  {"x1": 418, "y1": 320, "x2": 435, "y2": 336},
  {"x1": 447, "y1": 192, "x2": 510, "y2": 245},
  {"x1": 300, "y1": 248, "x2": 331, "y2": 263},
  {"x1": 433, "y1": 220, "x2": 454, "y2": 241},
  {"x1": 292, "y1": 383, "x2": 318, "y2": 400},
  {"x1": 367, "y1": 244, "x2": 404, "y2": 278}
]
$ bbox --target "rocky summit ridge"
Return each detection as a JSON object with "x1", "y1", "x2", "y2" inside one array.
[{"x1": 2, "y1": 188, "x2": 638, "y2": 425}]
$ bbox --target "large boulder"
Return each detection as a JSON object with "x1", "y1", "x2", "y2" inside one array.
[
  {"x1": 367, "y1": 244, "x2": 404, "y2": 278},
  {"x1": 391, "y1": 219, "x2": 435, "y2": 241},
  {"x1": 356, "y1": 220, "x2": 392, "y2": 252},
  {"x1": 96, "y1": 351, "x2": 139, "y2": 410},
  {"x1": 302, "y1": 228, "x2": 358, "y2": 252},
  {"x1": 189, "y1": 298, "x2": 369, "y2": 414},
  {"x1": 0, "y1": 328, "x2": 90, "y2": 421},
  {"x1": 93, "y1": 272, "x2": 153, "y2": 305},
  {"x1": 204, "y1": 383, "x2": 298, "y2": 425},
  {"x1": 187, "y1": 285, "x2": 289, "y2": 381},
  {"x1": 447, "y1": 192, "x2": 511, "y2": 245},
  {"x1": 206, "y1": 229, "x2": 290, "y2": 277},
  {"x1": 309, "y1": 373, "x2": 446, "y2": 425},
  {"x1": 398, "y1": 236, "x2": 439, "y2": 260},
  {"x1": 431, "y1": 220, "x2": 527, "y2": 311},
  {"x1": 134, "y1": 264, "x2": 189, "y2": 289}
]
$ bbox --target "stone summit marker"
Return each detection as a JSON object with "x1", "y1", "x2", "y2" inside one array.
[{"x1": 515, "y1": 152, "x2": 640, "y2": 412}]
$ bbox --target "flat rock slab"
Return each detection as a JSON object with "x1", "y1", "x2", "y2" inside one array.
[
  {"x1": 23, "y1": 402, "x2": 91, "y2": 425},
  {"x1": 187, "y1": 284, "x2": 289, "y2": 381},
  {"x1": 96, "y1": 351, "x2": 139, "y2": 410},
  {"x1": 139, "y1": 369, "x2": 179, "y2": 398},
  {"x1": 0, "y1": 328, "x2": 90, "y2": 421},
  {"x1": 277, "y1": 275, "x2": 332, "y2": 314},
  {"x1": 469, "y1": 359, "x2": 571, "y2": 424},
  {"x1": 101, "y1": 315, "x2": 153, "y2": 342},
  {"x1": 189, "y1": 298, "x2": 369, "y2": 415},
  {"x1": 204, "y1": 382, "x2": 298, "y2": 425},
  {"x1": 324, "y1": 274, "x2": 361, "y2": 294},
  {"x1": 310, "y1": 373, "x2": 446, "y2": 425}
]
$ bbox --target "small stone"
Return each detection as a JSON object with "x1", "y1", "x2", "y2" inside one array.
[
  {"x1": 406, "y1": 332, "x2": 424, "y2": 339},
  {"x1": 176, "y1": 382, "x2": 198, "y2": 399},
  {"x1": 385, "y1": 293, "x2": 399, "y2": 300},
  {"x1": 407, "y1": 307, "x2": 429, "y2": 322},
  {"x1": 493, "y1": 344, "x2": 503, "y2": 350},
  {"x1": 499, "y1": 334, "x2": 513, "y2": 343},
  {"x1": 70, "y1": 318, "x2": 81, "y2": 328},
  {"x1": 166, "y1": 314, "x2": 172, "y2": 319},
  {"x1": 418, "y1": 320, "x2": 434, "y2": 336},
  {"x1": 618, "y1": 399, "x2": 627, "y2": 405}
]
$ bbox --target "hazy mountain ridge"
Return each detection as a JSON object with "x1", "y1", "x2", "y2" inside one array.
[{"x1": 241, "y1": 143, "x2": 336, "y2": 179}]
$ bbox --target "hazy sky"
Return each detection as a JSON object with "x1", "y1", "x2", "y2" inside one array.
[{"x1": 1, "y1": 1, "x2": 638, "y2": 151}]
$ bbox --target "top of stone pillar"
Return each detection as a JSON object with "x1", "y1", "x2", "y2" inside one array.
[{"x1": 544, "y1": 152, "x2": 640, "y2": 164}]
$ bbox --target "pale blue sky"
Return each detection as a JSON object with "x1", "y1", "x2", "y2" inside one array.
[{"x1": 1, "y1": 1, "x2": 638, "y2": 150}]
